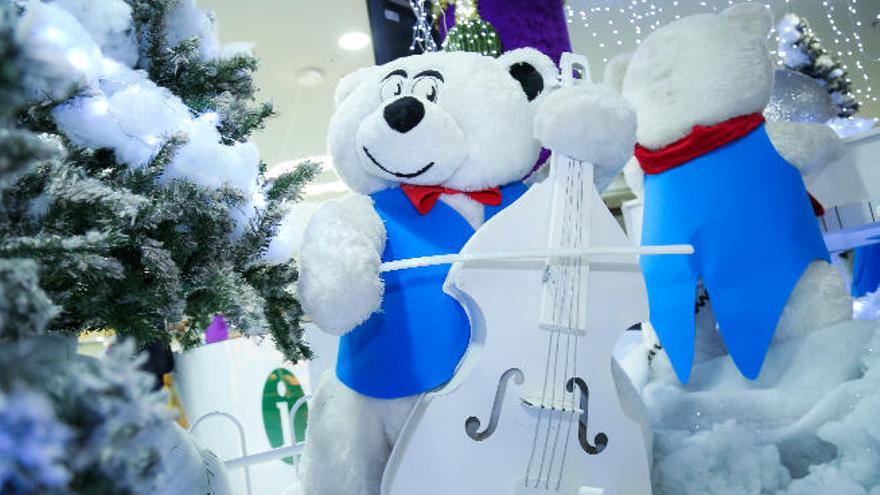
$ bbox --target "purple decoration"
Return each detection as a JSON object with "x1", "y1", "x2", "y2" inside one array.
[
  {"x1": 526, "y1": 148, "x2": 552, "y2": 179},
  {"x1": 439, "y1": 0, "x2": 572, "y2": 65},
  {"x1": 205, "y1": 314, "x2": 230, "y2": 344},
  {"x1": 438, "y1": 1, "x2": 570, "y2": 178}
]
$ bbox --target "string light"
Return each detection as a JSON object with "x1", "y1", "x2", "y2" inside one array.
[
  {"x1": 565, "y1": 1, "x2": 876, "y2": 113},
  {"x1": 408, "y1": 0, "x2": 438, "y2": 52},
  {"x1": 441, "y1": 0, "x2": 501, "y2": 57},
  {"x1": 839, "y1": 0, "x2": 876, "y2": 102}
]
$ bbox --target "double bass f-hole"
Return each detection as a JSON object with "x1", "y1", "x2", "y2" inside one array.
[
  {"x1": 566, "y1": 377, "x2": 608, "y2": 455},
  {"x1": 465, "y1": 368, "x2": 524, "y2": 441}
]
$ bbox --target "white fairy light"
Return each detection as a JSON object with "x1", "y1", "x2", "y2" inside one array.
[
  {"x1": 42, "y1": 26, "x2": 64, "y2": 43},
  {"x1": 819, "y1": 0, "x2": 875, "y2": 106},
  {"x1": 408, "y1": 0, "x2": 437, "y2": 52},
  {"x1": 455, "y1": 0, "x2": 476, "y2": 20},
  {"x1": 66, "y1": 49, "x2": 91, "y2": 70},
  {"x1": 565, "y1": 0, "x2": 873, "y2": 110},
  {"x1": 839, "y1": 0, "x2": 876, "y2": 102},
  {"x1": 89, "y1": 98, "x2": 110, "y2": 116}
]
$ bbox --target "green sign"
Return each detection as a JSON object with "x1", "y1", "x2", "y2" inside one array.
[{"x1": 262, "y1": 368, "x2": 308, "y2": 464}]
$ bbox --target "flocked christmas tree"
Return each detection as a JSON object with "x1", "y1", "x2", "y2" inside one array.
[
  {"x1": 1, "y1": 0, "x2": 315, "y2": 361},
  {"x1": 1, "y1": 3, "x2": 237, "y2": 493},
  {"x1": 777, "y1": 13, "x2": 859, "y2": 118},
  {"x1": 436, "y1": 0, "x2": 502, "y2": 56}
]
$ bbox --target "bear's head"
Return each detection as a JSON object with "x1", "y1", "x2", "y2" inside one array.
[
  {"x1": 327, "y1": 48, "x2": 558, "y2": 194},
  {"x1": 615, "y1": 3, "x2": 774, "y2": 150}
]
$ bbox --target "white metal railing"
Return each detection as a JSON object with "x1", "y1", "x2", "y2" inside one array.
[{"x1": 189, "y1": 395, "x2": 312, "y2": 495}]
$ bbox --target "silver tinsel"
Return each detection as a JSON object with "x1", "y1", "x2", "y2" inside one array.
[{"x1": 764, "y1": 69, "x2": 836, "y2": 124}]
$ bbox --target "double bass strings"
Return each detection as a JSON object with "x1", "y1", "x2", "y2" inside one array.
[
  {"x1": 556, "y1": 160, "x2": 586, "y2": 489},
  {"x1": 528, "y1": 159, "x2": 584, "y2": 488},
  {"x1": 544, "y1": 158, "x2": 583, "y2": 489},
  {"x1": 540, "y1": 163, "x2": 576, "y2": 487},
  {"x1": 524, "y1": 159, "x2": 576, "y2": 486},
  {"x1": 546, "y1": 159, "x2": 586, "y2": 489}
]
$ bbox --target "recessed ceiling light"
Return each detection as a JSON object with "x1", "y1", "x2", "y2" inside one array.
[
  {"x1": 338, "y1": 31, "x2": 371, "y2": 51},
  {"x1": 296, "y1": 67, "x2": 324, "y2": 87}
]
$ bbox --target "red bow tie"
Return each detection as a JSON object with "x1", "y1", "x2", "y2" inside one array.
[{"x1": 400, "y1": 184, "x2": 502, "y2": 215}]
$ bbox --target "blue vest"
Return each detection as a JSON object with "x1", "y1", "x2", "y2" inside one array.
[
  {"x1": 640, "y1": 124, "x2": 829, "y2": 383},
  {"x1": 336, "y1": 182, "x2": 528, "y2": 399},
  {"x1": 852, "y1": 243, "x2": 880, "y2": 298}
]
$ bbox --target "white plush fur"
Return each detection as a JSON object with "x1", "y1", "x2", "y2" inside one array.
[
  {"x1": 622, "y1": 158, "x2": 644, "y2": 199},
  {"x1": 766, "y1": 121, "x2": 846, "y2": 177},
  {"x1": 299, "y1": 373, "x2": 418, "y2": 495},
  {"x1": 622, "y1": 4, "x2": 774, "y2": 150},
  {"x1": 534, "y1": 83, "x2": 637, "y2": 192},
  {"x1": 438, "y1": 193, "x2": 484, "y2": 229},
  {"x1": 299, "y1": 49, "x2": 644, "y2": 494},
  {"x1": 645, "y1": 261, "x2": 853, "y2": 376},
  {"x1": 603, "y1": 52, "x2": 633, "y2": 94},
  {"x1": 775, "y1": 260, "x2": 853, "y2": 342},
  {"x1": 298, "y1": 194, "x2": 385, "y2": 335},
  {"x1": 616, "y1": 3, "x2": 853, "y2": 376},
  {"x1": 329, "y1": 49, "x2": 554, "y2": 194}
]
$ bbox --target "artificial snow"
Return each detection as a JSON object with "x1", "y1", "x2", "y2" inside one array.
[
  {"x1": 16, "y1": 1, "x2": 104, "y2": 100},
  {"x1": 263, "y1": 209, "x2": 304, "y2": 264},
  {"x1": 52, "y1": 0, "x2": 139, "y2": 67},
  {"x1": 623, "y1": 319, "x2": 880, "y2": 494},
  {"x1": 164, "y1": 0, "x2": 220, "y2": 60},
  {"x1": 221, "y1": 41, "x2": 255, "y2": 59},
  {"x1": 855, "y1": 289, "x2": 880, "y2": 321},
  {"x1": 19, "y1": 0, "x2": 264, "y2": 232}
]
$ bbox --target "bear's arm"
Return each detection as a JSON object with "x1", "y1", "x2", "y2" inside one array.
[
  {"x1": 766, "y1": 121, "x2": 845, "y2": 178},
  {"x1": 622, "y1": 157, "x2": 644, "y2": 199},
  {"x1": 533, "y1": 83, "x2": 637, "y2": 192},
  {"x1": 297, "y1": 194, "x2": 386, "y2": 336}
]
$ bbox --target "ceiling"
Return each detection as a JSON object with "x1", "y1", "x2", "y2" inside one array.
[
  {"x1": 200, "y1": 0, "x2": 375, "y2": 170},
  {"x1": 201, "y1": 0, "x2": 880, "y2": 176},
  {"x1": 565, "y1": 0, "x2": 880, "y2": 119}
]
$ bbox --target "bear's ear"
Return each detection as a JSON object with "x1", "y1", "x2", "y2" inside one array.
[
  {"x1": 497, "y1": 48, "x2": 559, "y2": 101},
  {"x1": 722, "y1": 3, "x2": 773, "y2": 40},
  {"x1": 334, "y1": 66, "x2": 377, "y2": 107},
  {"x1": 603, "y1": 52, "x2": 633, "y2": 93}
]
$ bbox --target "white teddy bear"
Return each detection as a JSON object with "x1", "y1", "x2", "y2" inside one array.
[
  {"x1": 296, "y1": 48, "x2": 637, "y2": 495},
  {"x1": 606, "y1": 3, "x2": 852, "y2": 382}
]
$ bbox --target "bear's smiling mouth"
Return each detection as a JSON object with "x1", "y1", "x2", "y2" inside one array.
[{"x1": 363, "y1": 146, "x2": 435, "y2": 179}]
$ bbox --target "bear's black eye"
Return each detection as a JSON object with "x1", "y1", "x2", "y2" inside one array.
[
  {"x1": 413, "y1": 77, "x2": 440, "y2": 103},
  {"x1": 380, "y1": 75, "x2": 406, "y2": 102}
]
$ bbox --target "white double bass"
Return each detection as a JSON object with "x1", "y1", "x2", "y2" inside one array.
[{"x1": 380, "y1": 54, "x2": 689, "y2": 495}]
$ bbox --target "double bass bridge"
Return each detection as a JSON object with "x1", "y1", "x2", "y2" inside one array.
[
  {"x1": 520, "y1": 395, "x2": 582, "y2": 415},
  {"x1": 513, "y1": 481, "x2": 604, "y2": 494}
]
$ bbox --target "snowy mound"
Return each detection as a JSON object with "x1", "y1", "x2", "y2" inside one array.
[
  {"x1": 855, "y1": 290, "x2": 880, "y2": 321},
  {"x1": 624, "y1": 320, "x2": 880, "y2": 494}
]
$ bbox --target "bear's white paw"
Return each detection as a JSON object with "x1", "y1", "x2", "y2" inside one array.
[
  {"x1": 775, "y1": 260, "x2": 853, "y2": 342},
  {"x1": 534, "y1": 83, "x2": 637, "y2": 192},
  {"x1": 298, "y1": 195, "x2": 386, "y2": 336},
  {"x1": 622, "y1": 157, "x2": 644, "y2": 199},
  {"x1": 766, "y1": 122, "x2": 845, "y2": 178}
]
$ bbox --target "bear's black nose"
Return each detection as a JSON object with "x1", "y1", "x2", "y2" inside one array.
[{"x1": 383, "y1": 96, "x2": 425, "y2": 134}]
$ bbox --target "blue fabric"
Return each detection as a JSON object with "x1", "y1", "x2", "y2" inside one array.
[
  {"x1": 640, "y1": 124, "x2": 829, "y2": 383},
  {"x1": 337, "y1": 182, "x2": 528, "y2": 399},
  {"x1": 852, "y1": 243, "x2": 880, "y2": 297}
]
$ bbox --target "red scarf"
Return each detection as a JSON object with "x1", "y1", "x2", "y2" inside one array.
[
  {"x1": 634, "y1": 113, "x2": 824, "y2": 216},
  {"x1": 634, "y1": 113, "x2": 766, "y2": 175},
  {"x1": 400, "y1": 184, "x2": 502, "y2": 215}
]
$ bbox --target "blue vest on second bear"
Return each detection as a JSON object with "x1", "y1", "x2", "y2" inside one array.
[
  {"x1": 640, "y1": 124, "x2": 829, "y2": 383},
  {"x1": 336, "y1": 182, "x2": 528, "y2": 399}
]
